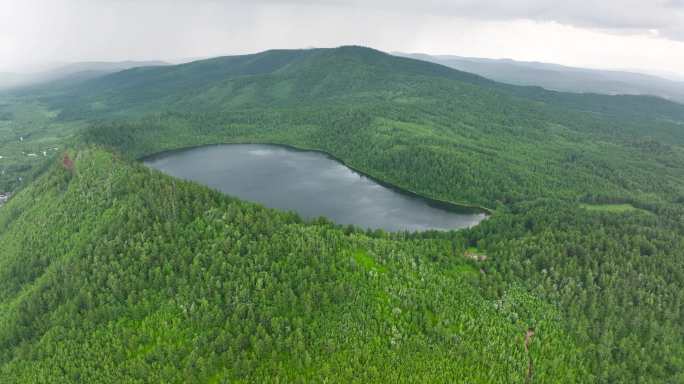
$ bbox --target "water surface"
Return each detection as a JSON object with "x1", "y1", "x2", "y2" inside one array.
[{"x1": 145, "y1": 144, "x2": 486, "y2": 231}]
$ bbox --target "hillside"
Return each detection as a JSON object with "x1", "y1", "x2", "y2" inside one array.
[
  {"x1": 0, "y1": 148, "x2": 585, "y2": 382},
  {"x1": 2, "y1": 46, "x2": 684, "y2": 382},
  {"x1": 46, "y1": 47, "x2": 684, "y2": 131},
  {"x1": 50, "y1": 47, "x2": 491, "y2": 118},
  {"x1": 397, "y1": 52, "x2": 684, "y2": 104}
]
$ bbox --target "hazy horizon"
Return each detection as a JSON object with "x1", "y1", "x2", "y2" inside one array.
[
  {"x1": 2, "y1": 0, "x2": 684, "y2": 79},
  {"x1": 3, "y1": 46, "x2": 684, "y2": 85}
]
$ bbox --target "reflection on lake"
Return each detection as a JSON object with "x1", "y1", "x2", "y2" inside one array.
[{"x1": 144, "y1": 144, "x2": 487, "y2": 231}]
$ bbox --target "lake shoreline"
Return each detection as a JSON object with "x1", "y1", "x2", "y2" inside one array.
[{"x1": 140, "y1": 141, "x2": 494, "y2": 217}]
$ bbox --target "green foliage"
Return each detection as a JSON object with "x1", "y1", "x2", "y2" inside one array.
[
  {"x1": 68, "y1": 49, "x2": 684, "y2": 210},
  {"x1": 465, "y1": 199, "x2": 684, "y2": 382},
  {"x1": 579, "y1": 203, "x2": 641, "y2": 213},
  {"x1": 352, "y1": 249, "x2": 386, "y2": 273},
  {"x1": 2, "y1": 46, "x2": 684, "y2": 382},
  {"x1": 0, "y1": 98, "x2": 83, "y2": 192},
  {"x1": 0, "y1": 149, "x2": 586, "y2": 382}
]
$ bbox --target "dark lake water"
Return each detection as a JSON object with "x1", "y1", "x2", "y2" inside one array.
[{"x1": 144, "y1": 144, "x2": 487, "y2": 231}]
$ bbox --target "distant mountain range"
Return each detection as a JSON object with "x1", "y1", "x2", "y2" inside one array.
[
  {"x1": 6, "y1": 53, "x2": 683, "y2": 106},
  {"x1": 396, "y1": 53, "x2": 684, "y2": 104},
  {"x1": 0, "y1": 61, "x2": 169, "y2": 91}
]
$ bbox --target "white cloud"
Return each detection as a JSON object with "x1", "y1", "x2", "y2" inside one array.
[
  {"x1": 255, "y1": 0, "x2": 684, "y2": 40},
  {"x1": 0, "y1": 0, "x2": 682, "y2": 77}
]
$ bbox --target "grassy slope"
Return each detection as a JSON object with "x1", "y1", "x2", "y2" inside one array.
[{"x1": 0, "y1": 149, "x2": 586, "y2": 382}]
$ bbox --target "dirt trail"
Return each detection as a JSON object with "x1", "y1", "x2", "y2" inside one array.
[
  {"x1": 62, "y1": 153, "x2": 74, "y2": 170},
  {"x1": 524, "y1": 328, "x2": 535, "y2": 383}
]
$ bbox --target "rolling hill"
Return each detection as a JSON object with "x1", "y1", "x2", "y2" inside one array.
[{"x1": 52, "y1": 47, "x2": 684, "y2": 142}]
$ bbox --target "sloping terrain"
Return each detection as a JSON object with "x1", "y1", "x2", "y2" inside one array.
[
  {"x1": 50, "y1": 47, "x2": 684, "y2": 137},
  {"x1": 0, "y1": 149, "x2": 585, "y2": 382}
]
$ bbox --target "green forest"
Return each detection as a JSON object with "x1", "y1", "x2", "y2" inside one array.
[{"x1": 1, "y1": 46, "x2": 683, "y2": 382}]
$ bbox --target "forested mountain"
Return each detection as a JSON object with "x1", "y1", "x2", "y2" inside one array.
[
  {"x1": 397, "y1": 52, "x2": 684, "y2": 104},
  {"x1": 49, "y1": 47, "x2": 682, "y2": 117},
  {"x1": 50, "y1": 46, "x2": 684, "y2": 145},
  {"x1": 2, "y1": 46, "x2": 684, "y2": 382},
  {"x1": 61, "y1": 47, "x2": 684, "y2": 206}
]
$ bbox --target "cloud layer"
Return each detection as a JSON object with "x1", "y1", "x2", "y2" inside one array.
[
  {"x1": 241, "y1": 0, "x2": 684, "y2": 40},
  {"x1": 1, "y1": 0, "x2": 683, "y2": 77},
  {"x1": 279, "y1": 0, "x2": 684, "y2": 39}
]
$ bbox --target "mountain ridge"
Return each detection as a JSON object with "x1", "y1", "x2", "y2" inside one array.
[
  {"x1": 46, "y1": 46, "x2": 684, "y2": 123},
  {"x1": 396, "y1": 52, "x2": 684, "y2": 104}
]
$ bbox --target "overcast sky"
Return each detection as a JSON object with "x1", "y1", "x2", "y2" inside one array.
[{"x1": 2, "y1": 0, "x2": 684, "y2": 78}]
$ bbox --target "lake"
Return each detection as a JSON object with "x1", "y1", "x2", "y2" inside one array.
[{"x1": 144, "y1": 144, "x2": 487, "y2": 231}]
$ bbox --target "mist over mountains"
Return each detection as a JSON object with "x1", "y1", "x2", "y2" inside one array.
[
  {"x1": 6, "y1": 51, "x2": 683, "y2": 107},
  {"x1": 0, "y1": 61, "x2": 169, "y2": 91},
  {"x1": 397, "y1": 52, "x2": 684, "y2": 104}
]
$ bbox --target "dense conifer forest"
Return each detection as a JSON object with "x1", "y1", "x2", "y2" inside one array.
[{"x1": 1, "y1": 47, "x2": 683, "y2": 382}]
